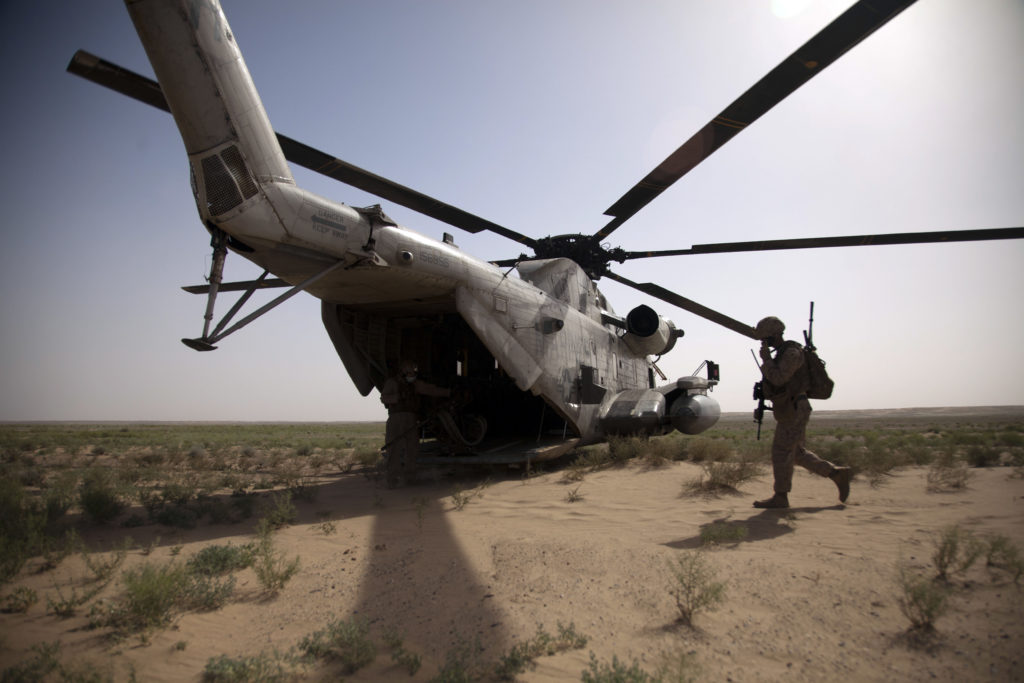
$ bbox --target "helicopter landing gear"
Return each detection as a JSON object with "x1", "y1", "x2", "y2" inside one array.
[{"x1": 180, "y1": 227, "x2": 346, "y2": 351}]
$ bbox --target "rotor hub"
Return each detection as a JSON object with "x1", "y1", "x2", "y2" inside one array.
[{"x1": 531, "y1": 234, "x2": 627, "y2": 279}]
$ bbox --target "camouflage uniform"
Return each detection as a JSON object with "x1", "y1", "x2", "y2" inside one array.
[
  {"x1": 754, "y1": 317, "x2": 849, "y2": 507},
  {"x1": 761, "y1": 340, "x2": 835, "y2": 492},
  {"x1": 380, "y1": 362, "x2": 449, "y2": 487}
]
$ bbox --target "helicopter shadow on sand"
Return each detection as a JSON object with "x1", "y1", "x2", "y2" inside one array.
[
  {"x1": 261, "y1": 468, "x2": 519, "y2": 656},
  {"x1": 344, "y1": 472, "x2": 516, "y2": 659},
  {"x1": 72, "y1": 466, "x2": 517, "y2": 660},
  {"x1": 662, "y1": 504, "x2": 845, "y2": 550}
]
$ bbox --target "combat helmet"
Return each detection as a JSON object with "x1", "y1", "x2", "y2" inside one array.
[{"x1": 753, "y1": 316, "x2": 785, "y2": 340}]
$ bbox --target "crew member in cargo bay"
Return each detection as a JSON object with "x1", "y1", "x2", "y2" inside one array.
[
  {"x1": 380, "y1": 360, "x2": 450, "y2": 487},
  {"x1": 753, "y1": 316, "x2": 851, "y2": 509}
]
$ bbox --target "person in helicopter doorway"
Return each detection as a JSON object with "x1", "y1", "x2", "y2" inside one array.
[
  {"x1": 753, "y1": 316, "x2": 851, "y2": 509},
  {"x1": 380, "y1": 360, "x2": 450, "y2": 488}
]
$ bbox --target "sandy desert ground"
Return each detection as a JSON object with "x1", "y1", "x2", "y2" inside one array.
[{"x1": 2, "y1": 410, "x2": 1023, "y2": 682}]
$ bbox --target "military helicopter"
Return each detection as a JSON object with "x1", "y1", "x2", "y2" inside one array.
[{"x1": 68, "y1": 0, "x2": 1022, "y2": 463}]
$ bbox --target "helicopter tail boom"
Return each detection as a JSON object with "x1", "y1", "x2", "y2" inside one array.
[{"x1": 126, "y1": 0, "x2": 292, "y2": 186}]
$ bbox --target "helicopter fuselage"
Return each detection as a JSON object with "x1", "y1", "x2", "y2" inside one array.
[{"x1": 126, "y1": 0, "x2": 720, "y2": 460}]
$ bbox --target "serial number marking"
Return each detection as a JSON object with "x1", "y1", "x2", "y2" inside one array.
[
  {"x1": 419, "y1": 246, "x2": 450, "y2": 269},
  {"x1": 311, "y1": 214, "x2": 347, "y2": 239}
]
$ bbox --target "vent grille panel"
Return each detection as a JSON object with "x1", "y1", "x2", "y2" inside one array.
[
  {"x1": 201, "y1": 154, "x2": 242, "y2": 216},
  {"x1": 220, "y1": 145, "x2": 258, "y2": 199}
]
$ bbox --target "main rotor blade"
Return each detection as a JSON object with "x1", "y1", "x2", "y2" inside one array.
[
  {"x1": 604, "y1": 271, "x2": 757, "y2": 340},
  {"x1": 623, "y1": 227, "x2": 1024, "y2": 259},
  {"x1": 276, "y1": 134, "x2": 537, "y2": 247},
  {"x1": 594, "y1": 0, "x2": 918, "y2": 241},
  {"x1": 67, "y1": 50, "x2": 537, "y2": 249}
]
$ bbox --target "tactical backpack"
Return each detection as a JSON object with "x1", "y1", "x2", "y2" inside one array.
[{"x1": 803, "y1": 346, "x2": 834, "y2": 400}]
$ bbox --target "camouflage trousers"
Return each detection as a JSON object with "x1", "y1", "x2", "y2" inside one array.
[
  {"x1": 385, "y1": 411, "x2": 419, "y2": 486},
  {"x1": 770, "y1": 398, "x2": 835, "y2": 494}
]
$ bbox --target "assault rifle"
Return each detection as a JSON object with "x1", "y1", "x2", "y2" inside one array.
[
  {"x1": 752, "y1": 380, "x2": 766, "y2": 440},
  {"x1": 803, "y1": 301, "x2": 816, "y2": 351},
  {"x1": 750, "y1": 348, "x2": 768, "y2": 439}
]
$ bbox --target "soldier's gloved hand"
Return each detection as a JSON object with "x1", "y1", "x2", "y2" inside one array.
[{"x1": 759, "y1": 341, "x2": 772, "y2": 363}]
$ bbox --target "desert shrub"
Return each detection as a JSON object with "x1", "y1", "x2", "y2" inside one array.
[
  {"x1": 271, "y1": 462, "x2": 304, "y2": 490},
  {"x1": 36, "y1": 529, "x2": 79, "y2": 573},
  {"x1": 581, "y1": 652, "x2": 657, "y2": 683},
  {"x1": 43, "y1": 470, "x2": 78, "y2": 523},
  {"x1": 17, "y1": 464, "x2": 46, "y2": 489},
  {"x1": 932, "y1": 524, "x2": 984, "y2": 581},
  {"x1": 820, "y1": 436, "x2": 903, "y2": 485},
  {"x1": 381, "y1": 627, "x2": 422, "y2": 676},
  {"x1": 637, "y1": 435, "x2": 688, "y2": 468},
  {"x1": 684, "y1": 452, "x2": 763, "y2": 495},
  {"x1": 203, "y1": 651, "x2": 298, "y2": 682},
  {"x1": 684, "y1": 437, "x2": 732, "y2": 463},
  {"x1": 950, "y1": 430, "x2": 985, "y2": 447},
  {"x1": 0, "y1": 478, "x2": 47, "y2": 583},
  {"x1": 607, "y1": 436, "x2": 648, "y2": 464},
  {"x1": 899, "y1": 443, "x2": 935, "y2": 466},
  {"x1": 160, "y1": 480, "x2": 197, "y2": 506},
  {"x1": 79, "y1": 468, "x2": 125, "y2": 524},
  {"x1": 569, "y1": 445, "x2": 614, "y2": 472},
  {"x1": 996, "y1": 431, "x2": 1024, "y2": 447},
  {"x1": 185, "y1": 574, "x2": 237, "y2": 612},
  {"x1": 109, "y1": 561, "x2": 192, "y2": 631},
  {"x1": 252, "y1": 524, "x2": 300, "y2": 595},
  {"x1": 299, "y1": 617, "x2": 376, "y2": 674},
  {"x1": 854, "y1": 446, "x2": 902, "y2": 487},
  {"x1": 495, "y1": 622, "x2": 588, "y2": 680},
  {"x1": 261, "y1": 491, "x2": 298, "y2": 529},
  {"x1": 896, "y1": 563, "x2": 948, "y2": 631},
  {"x1": 965, "y1": 445, "x2": 1000, "y2": 468},
  {"x1": 153, "y1": 504, "x2": 200, "y2": 530},
  {"x1": 450, "y1": 480, "x2": 488, "y2": 511},
  {"x1": 985, "y1": 534, "x2": 1023, "y2": 584},
  {"x1": 82, "y1": 542, "x2": 127, "y2": 584},
  {"x1": 699, "y1": 522, "x2": 748, "y2": 547},
  {"x1": 46, "y1": 583, "x2": 93, "y2": 618},
  {"x1": 200, "y1": 498, "x2": 236, "y2": 525},
  {"x1": 565, "y1": 486, "x2": 584, "y2": 503},
  {"x1": 1, "y1": 641, "x2": 62, "y2": 681},
  {"x1": 667, "y1": 551, "x2": 726, "y2": 626},
  {"x1": 560, "y1": 461, "x2": 587, "y2": 484},
  {"x1": 432, "y1": 636, "x2": 487, "y2": 683},
  {"x1": 351, "y1": 445, "x2": 382, "y2": 468},
  {"x1": 101, "y1": 559, "x2": 238, "y2": 634},
  {"x1": 188, "y1": 544, "x2": 255, "y2": 576},
  {"x1": 1, "y1": 586, "x2": 39, "y2": 613},
  {"x1": 926, "y1": 452, "x2": 971, "y2": 492},
  {"x1": 654, "y1": 650, "x2": 700, "y2": 683}
]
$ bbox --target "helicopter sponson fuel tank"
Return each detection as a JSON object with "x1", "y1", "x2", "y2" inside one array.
[{"x1": 599, "y1": 375, "x2": 720, "y2": 438}]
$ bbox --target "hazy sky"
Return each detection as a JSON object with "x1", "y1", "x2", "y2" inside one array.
[{"x1": 1, "y1": 0, "x2": 1022, "y2": 421}]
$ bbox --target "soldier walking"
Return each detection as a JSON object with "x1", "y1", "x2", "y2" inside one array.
[{"x1": 752, "y1": 316, "x2": 851, "y2": 509}]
